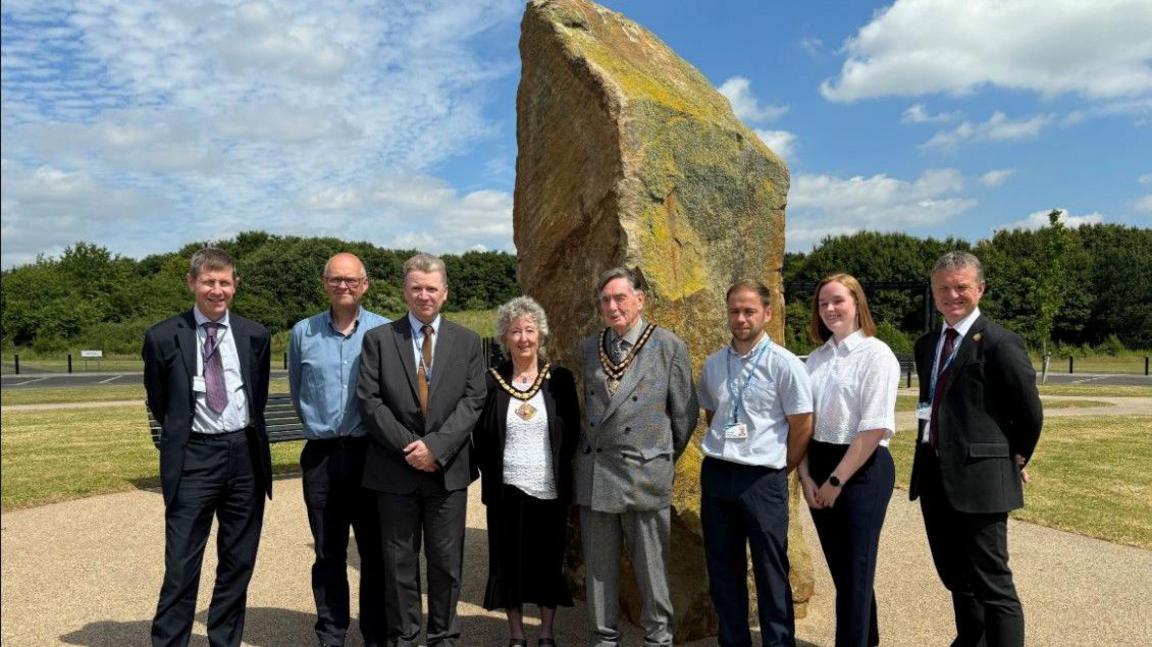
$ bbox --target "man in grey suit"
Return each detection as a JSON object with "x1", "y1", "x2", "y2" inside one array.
[
  {"x1": 577, "y1": 267, "x2": 699, "y2": 647},
  {"x1": 357, "y1": 253, "x2": 486, "y2": 647}
]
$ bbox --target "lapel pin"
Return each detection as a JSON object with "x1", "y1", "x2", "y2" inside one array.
[{"x1": 972, "y1": 332, "x2": 983, "y2": 342}]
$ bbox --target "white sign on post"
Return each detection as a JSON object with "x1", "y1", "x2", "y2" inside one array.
[{"x1": 80, "y1": 350, "x2": 103, "y2": 358}]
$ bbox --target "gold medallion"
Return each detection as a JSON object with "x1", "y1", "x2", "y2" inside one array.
[
  {"x1": 607, "y1": 377, "x2": 620, "y2": 396},
  {"x1": 516, "y1": 401, "x2": 537, "y2": 420}
]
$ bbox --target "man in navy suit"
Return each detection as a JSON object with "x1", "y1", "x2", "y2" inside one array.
[
  {"x1": 143, "y1": 247, "x2": 272, "y2": 647},
  {"x1": 909, "y1": 251, "x2": 1043, "y2": 647}
]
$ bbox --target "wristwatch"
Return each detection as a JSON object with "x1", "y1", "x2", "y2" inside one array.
[{"x1": 828, "y1": 475, "x2": 842, "y2": 487}]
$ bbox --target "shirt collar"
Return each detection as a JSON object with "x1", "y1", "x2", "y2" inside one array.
[
  {"x1": 823, "y1": 328, "x2": 866, "y2": 354},
  {"x1": 943, "y1": 307, "x2": 981, "y2": 338},
  {"x1": 408, "y1": 311, "x2": 441, "y2": 335},
  {"x1": 193, "y1": 307, "x2": 230, "y2": 328},
  {"x1": 611, "y1": 316, "x2": 646, "y2": 346},
  {"x1": 325, "y1": 306, "x2": 363, "y2": 334},
  {"x1": 728, "y1": 331, "x2": 772, "y2": 360}
]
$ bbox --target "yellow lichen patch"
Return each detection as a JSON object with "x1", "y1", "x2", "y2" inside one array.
[{"x1": 633, "y1": 199, "x2": 709, "y2": 301}]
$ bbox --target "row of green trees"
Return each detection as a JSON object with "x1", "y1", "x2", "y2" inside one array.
[
  {"x1": 781, "y1": 219, "x2": 1152, "y2": 355},
  {"x1": 3, "y1": 221, "x2": 1148, "y2": 356},
  {"x1": 1, "y1": 232, "x2": 519, "y2": 354}
]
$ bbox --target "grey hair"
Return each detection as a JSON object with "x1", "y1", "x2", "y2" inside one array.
[
  {"x1": 323, "y1": 253, "x2": 367, "y2": 279},
  {"x1": 402, "y1": 253, "x2": 447, "y2": 284},
  {"x1": 495, "y1": 296, "x2": 550, "y2": 355},
  {"x1": 932, "y1": 250, "x2": 984, "y2": 284},
  {"x1": 595, "y1": 266, "x2": 643, "y2": 296},
  {"x1": 188, "y1": 247, "x2": 235, "y2": 280}
]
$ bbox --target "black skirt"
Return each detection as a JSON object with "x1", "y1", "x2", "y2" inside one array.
[{"x1": 482, "y1": 484, "x2": 573, "y2": 610}]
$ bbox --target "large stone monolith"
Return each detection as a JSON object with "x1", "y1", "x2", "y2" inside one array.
[{"x1": 513, "y1": 0, "x2": 813, "y2": 640}]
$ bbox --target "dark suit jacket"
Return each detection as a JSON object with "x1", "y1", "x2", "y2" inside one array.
[
  {"x1": 357, "y1": 316, "x2": 486, "y2": 494},
  {"x1": 142, "y1": 310, "x2": 272, "y2": 506},
  {"x1": 473, "y1": 362, "x2": 580, "y2": 506},
  {"x1": 909, "y1": 314, "x2": 1043, "y2": 514}
]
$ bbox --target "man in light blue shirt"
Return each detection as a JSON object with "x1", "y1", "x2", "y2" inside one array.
[
  {"x1": 289, "y1": 252, "x2": 390, "y2": 647},
  {"x1": 697, "y1": 279, "x2": 813, "y2": 647}
]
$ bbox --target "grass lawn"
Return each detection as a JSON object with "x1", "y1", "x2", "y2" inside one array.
[
  {"x1": 886, "y1": 415, "x2": 1152, "y2": 549},
  {"x1": 895, "y1": 394, "x2": 1114, "y2": 412},
  {"x1": 0, "y1": 404, "x2": 304, "y2": 510}
]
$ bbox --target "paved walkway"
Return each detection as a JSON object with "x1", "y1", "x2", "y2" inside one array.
[{"x1": 3, "y1": 474, "x2": 1151, "y2": 646}]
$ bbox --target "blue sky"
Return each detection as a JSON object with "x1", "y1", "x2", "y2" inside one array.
[{"x1": 2, "y1": 0, "x2": 1150, "y2": 268}]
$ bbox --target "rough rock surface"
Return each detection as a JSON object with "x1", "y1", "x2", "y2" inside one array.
[{"x1": 514, "y1": 0, "x2": 810, "y2": 639}]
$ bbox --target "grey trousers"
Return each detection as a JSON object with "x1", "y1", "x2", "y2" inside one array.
[{"x1": 580, "y1": 506, "x2": 674, "y2": 647}]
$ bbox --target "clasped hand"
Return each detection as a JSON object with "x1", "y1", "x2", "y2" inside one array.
[
  {"x1": 801, "y1": 476, "x2": 840, "y2": 509},
  {"x1": 404, "y1": 440, "x2": 440, "y2": 472}
]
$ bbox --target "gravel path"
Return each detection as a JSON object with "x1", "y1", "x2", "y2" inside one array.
[{"x1": 3, "y1": 475, "x2": 1151, "y2": 646}]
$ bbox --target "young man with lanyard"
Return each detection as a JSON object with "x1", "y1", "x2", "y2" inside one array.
[{"x1": 697, "y1": 279, "x2": 814, "y2": 647}]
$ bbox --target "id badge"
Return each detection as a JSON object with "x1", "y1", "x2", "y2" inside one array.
[
  {"x1": 724, "y1": 423, "x2": 748, "y2": 440},
  {"x1": 192, "y1": 376, "x2": 207, "y2": 393},
  {"x1": 916, "y1": 402, "x2": 931, "y2": 422}
]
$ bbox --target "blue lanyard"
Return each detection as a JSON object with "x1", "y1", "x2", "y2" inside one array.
[
  {"x1": 928, "y1": 329, "x2": 962, "y2": 401},
  {"x1": 726, "y1": 340, "x2": 768, "y2": 424}
]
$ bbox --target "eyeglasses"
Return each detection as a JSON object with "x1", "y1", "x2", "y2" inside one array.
[{"x1": 325, "y1": 277, "x2": 365, "y2": 288}]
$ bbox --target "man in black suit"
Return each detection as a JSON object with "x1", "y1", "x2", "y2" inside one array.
[
  {"x1": 143, "y1": 247, "x2": 272, "y2": 647},
  {"x1": 357, "y1": 253, "x2": 486, "y2": 647},
  {"x1": 909, "y1": 251, "x2": 1043, "y2": 647}
]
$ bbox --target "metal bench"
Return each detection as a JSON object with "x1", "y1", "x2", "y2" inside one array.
[{"x1": 147, "y1": 393, "x2": 306, "y2": 448}]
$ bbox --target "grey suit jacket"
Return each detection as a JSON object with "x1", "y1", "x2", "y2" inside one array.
[
  {"x1": 357, "y1": 316, "x2": 486, "y2": 494},
  {"x1": 576, "y1": 324, "x2": 699, "y2": 513}
]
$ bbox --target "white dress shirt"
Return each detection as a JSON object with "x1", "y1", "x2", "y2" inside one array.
[
  {"x1": 806, "y1": 330, "x2": 901, "y2": 446},
  {"x1": 919, "y1": 307, "x2": 982, "y2": 444},
  {"x1": 192, "y1": 308, "x2": 250, "y2": 433}
]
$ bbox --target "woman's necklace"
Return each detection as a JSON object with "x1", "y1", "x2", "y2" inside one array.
[{"x1": 490, "y1": 364, "x2": 550, "y2": 421}]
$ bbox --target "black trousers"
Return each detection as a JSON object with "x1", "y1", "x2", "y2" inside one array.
[
  {"x1": 152, "y1": 430, "x2": 265, "y2": 647},
  {"x1": 806, "y1": 441, "x2": 894, "y2": 647},
  {"x1": 700, "y1": 457, "x2": 793, "y2": 647},
  {"x1": 376, "y1": 476, "x2": 467, "y2": 647},
  {"x1": 916, "y1": 444, "x2": 1024, "y2": 647},
  {"x1": 301, "y1": 437, "x2": 386, "y2": 646}
]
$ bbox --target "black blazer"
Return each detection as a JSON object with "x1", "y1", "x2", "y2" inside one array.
[
  {"x1": 357, "y1": 316, "x2": 486, "y2": 494},
  {"x1": 142, "y1": 310, "x2": 272, "y2": 506},
  {"x1": 909, "y1": 315, "x2": 1043, "y2": 514},
  {"x1": 473, "y1": 362, "x2": 580, "y2": 506}
]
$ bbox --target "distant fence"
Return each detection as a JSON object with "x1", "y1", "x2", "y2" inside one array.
[{"x1": 5, "y1": 349, "x2": 1150, "y2": 376}]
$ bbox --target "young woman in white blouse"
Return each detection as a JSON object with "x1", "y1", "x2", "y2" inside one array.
[{"x1": 798, "y1": 274, "x2": 901, "y2": 647}]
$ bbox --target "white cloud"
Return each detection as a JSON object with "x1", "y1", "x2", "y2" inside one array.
[
  {"x1": 718, "y1": 77, "x2": 788, "y2": 123},
  {"x1": 820, "y1": 0, "x2": 1152, "y2": 103},
  {"x1": 0, "y1": 159, "x2": 167, "y2": 267},
  {"x1": 901, "y1": 103, "x2": 959, "y2": 124},
  {"x1": 996, "y1": 208, "x2": 1104, "y2": 232},
  {"x1": 800, "y1": 37, "x2": 823, "y2": 56},
  {"x1": 754, "y1": 130, "x2": 796, "y2": 162},
  {"x1": 1138, "y1": 173, "x2": 1152, "y2": 185},
  {"x1": 0, "y1": 0, "x2": 521, "y2": 267},
  {"x1": 979, "y1": 169, "x2": 1015, "y2": 188},
  {"x1": 787, "y1": 168, "x2": 975, "y2": 250},
  {"x1": 1135, "y1": 195, "x2": 1152, "y2": 213},
  {"x1": 922, "y1": 112, "x2": 1053, "y2": 149}
]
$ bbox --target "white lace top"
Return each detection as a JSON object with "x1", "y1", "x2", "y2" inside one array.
[
  {"x1": 805, "y1": 331, "x2": 901, "y2": 446},
  {"x1": 502, "y1": 389, "x2": 557, "y2": 500}
]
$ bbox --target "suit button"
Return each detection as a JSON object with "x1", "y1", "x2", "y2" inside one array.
[
  {"x1": 632, "y1": 395, "x2": 638, "y2": 401},
  {"x1": 624, "y1": 426, "x2": 631, "y2": 433},
  {"x1": 590, "y1": 422, "x2": 596, "y2": 428},
  {"x1": 595, "y1": 448, "x2": 602, "y2": 453},
  {"x1": 584, "y1": 446, "x2": 591, "y2": 454}
]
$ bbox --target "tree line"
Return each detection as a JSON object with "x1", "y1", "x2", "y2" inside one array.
[
  {"x1": 782, "y1": 220, "x2": 1151, "y2": 355},
  {"x1": 2, "y1": 222, "x2": 1149, "y2": 356},
  {"x1": 1, "y1": 232, "x2": 519, "y2": 355}
]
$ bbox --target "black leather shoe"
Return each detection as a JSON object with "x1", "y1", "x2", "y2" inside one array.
[
  {"x1": 537, "y1": 639, "x2": 556, "y2": 646},
  {"x1": 508, "y1": 640, "x2": 527, "y2": 646}
]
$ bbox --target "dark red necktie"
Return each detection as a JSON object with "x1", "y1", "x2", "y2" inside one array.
[
  {"x1": 928, "y1": 327, "x2": 959, "y2": 449},
  {"x1": 203, "y1": 322, "x2": 228, "y2": 414}
]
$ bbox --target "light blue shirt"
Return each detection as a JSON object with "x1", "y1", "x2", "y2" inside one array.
[
  {"x1": 407, "y1": 312, "x2": 442, "y2": 380},
  {"x1": 192, "y1": 308, "x2": 250, "y2": 434},
  {"x1": 698, "y1": 334, "x2": 813, "y2": 468},
  {"x1": 288, "y1": 306, "x2": 390, "y2": 439}
]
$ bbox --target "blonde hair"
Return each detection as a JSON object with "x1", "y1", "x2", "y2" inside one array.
[{"x1": 808, "y1": 273, "x2": 877, "y2": 344}]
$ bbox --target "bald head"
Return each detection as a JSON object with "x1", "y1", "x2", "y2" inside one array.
[{"x1": 323, "y1": 252, "x2": 369, "y2": 311}]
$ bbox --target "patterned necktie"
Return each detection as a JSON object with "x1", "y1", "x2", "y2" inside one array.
[
  {"x1": 612, "y1": 338, "x2": 627, "y2": 364},
  {"x1": 929, "y1": 327, "x2": 959, "y2": 449},
  {"x1": 418, "y1": 324, "x2": 433, "y2": 417},
  {"x1": 203, "y1": 322, "x2": 228, "y2": 414}
]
